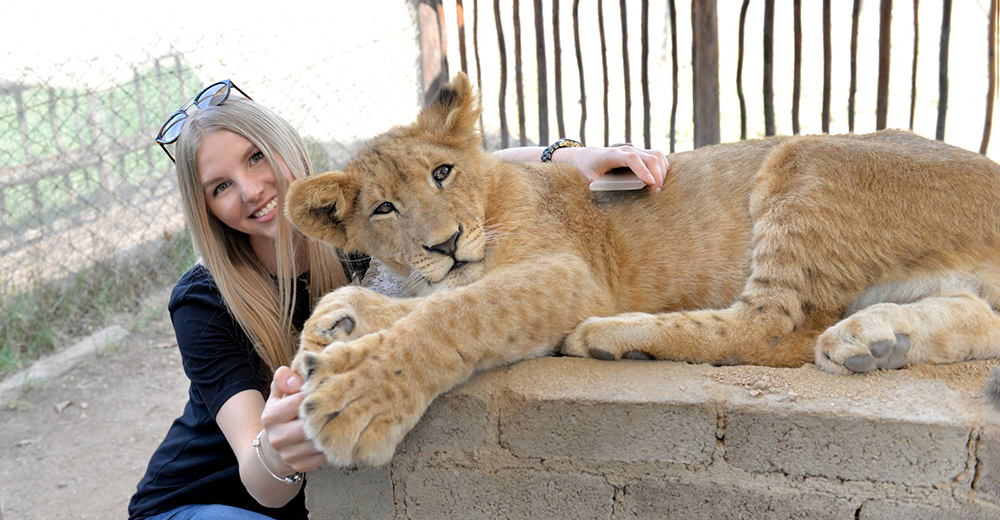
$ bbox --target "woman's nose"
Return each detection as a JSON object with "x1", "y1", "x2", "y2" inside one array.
[{"x1": 240, "y1": 176, "x2": 264, "y2": 202}]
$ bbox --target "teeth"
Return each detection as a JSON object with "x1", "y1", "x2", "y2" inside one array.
[{"x1": 253, "y1": 198, "x2": 278, "y2": 218}]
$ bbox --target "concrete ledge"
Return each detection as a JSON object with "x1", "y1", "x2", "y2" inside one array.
[
  {"x1": 0, "y1": 325, "x2": 128, "y2": 399},
  {"x1": 306, "y1": 357, "x2": 1000, "y2": 519}
]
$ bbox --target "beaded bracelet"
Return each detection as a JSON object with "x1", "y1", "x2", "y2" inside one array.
[
  {"x1": 540, "y1": 138, "x2": 583, "y2": 162},
  {"x1": 253, "y1": 429, "x2": 303, "y2": 484}
]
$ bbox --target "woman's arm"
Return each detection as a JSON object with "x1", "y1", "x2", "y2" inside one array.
[
  {"x1": 216, "y1": 390, "x2": 302, "y2": 508},
  {"x1": 493, "y1": 144, "x2": 669, "y2": 193},
  {"x1": 216, "y1": 368, "x2": 325, "y2": 509}
]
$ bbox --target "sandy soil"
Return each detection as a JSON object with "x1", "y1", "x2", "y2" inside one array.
[{"x1": 0, "y1": 287, "x2": 185, "y2": 520}]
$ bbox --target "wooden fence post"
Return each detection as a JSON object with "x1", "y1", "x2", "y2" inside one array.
[
  {"x1": 134, "y1": 68, "x2": 157, "y2": 179},
  {"x1": 13, "y1": 87, "x2": 41, "y2": 216},
  {"x1": 692, "y1": 0, "x2": 720, "y2": 147},
  {"x1": 416, "y1": 0, "x2": 449, "y2": 106},
  {"x1": 763, "y1": 0, "x2": 776, "y2": 136},
  {"x1": 876, "y1": 0, "x2": 893, "y2": 130},
  {"x1": 937, "y1": 0, "x2": 952, "y2": 141},
  {"x1": 534, "y1": 0, "x2": 550, "y2": 145}
]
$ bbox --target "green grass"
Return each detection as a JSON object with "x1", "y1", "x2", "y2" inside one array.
[
  {"x1": 0, "y1": 230, "x2": 198, "y2": 377},
  {"x1": 0, "y1": 63, "x2": 208, "y2": 377},
  {"x1": 0, "y1": 64, "x2": 196, "y2": 234}
]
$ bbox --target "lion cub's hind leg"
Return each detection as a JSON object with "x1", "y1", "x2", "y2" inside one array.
[{"x1": 816, "y1": 273, "x2": 1000, "y2": 374}]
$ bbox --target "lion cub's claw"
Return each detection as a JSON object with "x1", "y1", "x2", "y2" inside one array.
[
  {"x1": 322, "y1": 316, "x2": 355, "y2": 339},
  {"x1": 297, "y1": 351, "x2": 317, "y2": 380}
]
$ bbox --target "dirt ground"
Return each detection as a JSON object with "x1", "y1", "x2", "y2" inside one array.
[{"x1": 0, "y1": 286, "x2": 186, "y2": 520}]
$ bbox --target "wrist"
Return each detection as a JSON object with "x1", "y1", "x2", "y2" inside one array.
[
  {"x1": 254, "y1": 429, "x2": 302, "y2": 484},
  {"x1": 540, "y1": 138, "x2": 583, "y2": 163}
]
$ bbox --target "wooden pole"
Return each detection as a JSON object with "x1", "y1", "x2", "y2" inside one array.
[
  {"x1": 573, "y1": 0, "x2": 587, "y2": 145},
  {"x1": 793, "y1": 0, "x2": 802, "y2": 135},
  {"x1": 937, "y1": 0, "x2": 952, "y2": 141},
  {"x1": 981, "y1": 0, "x2": 997, "y2": 154},
  {"x1": 876, "y1": 0, "x2": 893, "y2": 130},
  {"x1": 737, "y1": 0, "x2": 750, "y2": 140},
  {"x1": 534, "y1": 0, "x2": 549, "y2": 144},
  {"x1": 763, "y1": 0, "x2": 775, "y2": 136},
  {"x1": 417, "y1": 0, "x2": 449, "y2": 106},
  {"x1": 849, "y1": 0, "x2": 861, "y2": 132},
  {"x1": 822, "y1": 0, "x2": 831, "y2": 133},
  {"x1": 692, "y1": 0, "x2": 720, "y2": 147}
]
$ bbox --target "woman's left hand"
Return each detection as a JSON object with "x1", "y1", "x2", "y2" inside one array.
[
  {"x1": 553, "y1": 145, "x2": 669, "y2": 193},
  {"x1": 260, "y1": 366, "x2": 327, "y2": 475}
]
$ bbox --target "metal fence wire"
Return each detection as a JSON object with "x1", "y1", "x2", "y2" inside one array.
[
  {"x1": 1, "y1": 58, "x2": 191, "y2": 290},
  {"x1": 3, "y1": 0, "x2": 999, "y2": 362},
  {"x1": 0, "y1": 26, "x2": 422, "y2": 298}
]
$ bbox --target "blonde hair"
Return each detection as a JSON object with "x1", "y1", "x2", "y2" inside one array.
[{"x1": 174, "y1": 98, "x2": 348, "y2": 376}]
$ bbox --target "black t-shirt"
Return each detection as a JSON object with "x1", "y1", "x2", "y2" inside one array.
[{"x1": 128, "y1": 264, "x2": 312, "y2": 520}]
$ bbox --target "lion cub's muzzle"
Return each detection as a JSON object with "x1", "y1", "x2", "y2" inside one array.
[
  {"x1": 424, "y1": 224, "x2": 463, "y2": 258},
  {"x1": 424, "y1": 225, "x2": 470, "y2": 272},
  {"x1": 414, "y1": 222, "x2": 486, "y2": 288}
]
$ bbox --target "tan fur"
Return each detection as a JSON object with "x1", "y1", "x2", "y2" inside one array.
[{"x1": 285, "y1": 73, "x2": 1000, "y2": 466}]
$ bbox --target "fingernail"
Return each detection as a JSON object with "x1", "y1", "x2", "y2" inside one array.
[
  {"x1": 654, "y1": 186, "x2": 661, "y2": 194},
  {"x1": 647, "y1": 174, "x2": 655, "y2": 184},
  {"x1": 288, "y1": 375, "x2": 302, "y2": 391}
]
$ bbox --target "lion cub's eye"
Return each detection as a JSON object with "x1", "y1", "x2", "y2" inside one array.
[
  {"x1": 432, "y1": 164, "x2": 453, "y2": 186},
  {"x1": 373, "y1": 201, "x2": 396, "y2": 216}
]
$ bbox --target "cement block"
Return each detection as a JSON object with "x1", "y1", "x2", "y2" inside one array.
[
  {"x1": 725, "y1": 407, "x2": 970, "y2": 486},
  {"x1": 500, "y1": 357, "x2": 720, "y2": 464},
  {"x1": 619, "y1": 477, "x2": 857, "y2": 519},
  {"x1": 860, "y1": 498, "x2": 1000, "y2": 520},
  {"x1": 402, "y1": 468, "x2": 614, "y2": 520},
  {"x1": 500, "y1": 398, "x2": 717, "y2": 464},
  {"x1": 305, "y1": 465, "x2": 394, "y2": 520},
  {"x1": 975, "y1": 426, "x2": 1000, "y2": 496},
  {"x1": 399, "y1": 390, "x2": 495, "y2": 455}
]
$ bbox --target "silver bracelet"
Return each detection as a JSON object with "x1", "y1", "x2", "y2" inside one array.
[{"x1": 253, "y1": 429, "x2": 303, "y2": 485}]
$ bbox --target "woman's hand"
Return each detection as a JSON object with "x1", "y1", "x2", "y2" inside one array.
[
  {"x1": 553, "y1": 145, "x2": 669, "y2": 193},
  {"x1": 259, "y1": 366, "x2": 327, "y2": 475}
]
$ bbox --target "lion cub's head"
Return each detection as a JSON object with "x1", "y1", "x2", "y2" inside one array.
[{"x1": 287, "y1": 73, "x2": 490, "y2": 295}]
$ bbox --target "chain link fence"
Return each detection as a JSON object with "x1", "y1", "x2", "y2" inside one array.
[{"x1": 0, "y1": 3, "x2": 423, "y2": 372}]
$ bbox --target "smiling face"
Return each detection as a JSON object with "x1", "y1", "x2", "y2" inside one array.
[{"x1": 196, "y1": 129, "x2": 293, "y2": 248}]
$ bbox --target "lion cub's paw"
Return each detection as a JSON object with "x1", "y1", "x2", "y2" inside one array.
[
  {"x1": 299, "y1": 287, "x2": 377, "y2": 353},
  {"x1": 291, "y1": 335, "x2": 425, "y2": 467},
  {"x1": 815, "y1": 313, "x2": 911, "y2": 374},
  {"x1": 562, "y1": 313, "x2": 658, "y2": 361}
]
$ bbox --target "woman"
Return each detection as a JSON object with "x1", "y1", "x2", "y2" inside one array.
[{"x1": 128, "y1": 80, "x2": 667, "y2": 520}]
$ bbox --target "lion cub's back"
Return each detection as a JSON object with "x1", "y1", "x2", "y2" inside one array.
[{"x1": 591, "y1": 137, "x2": 788, "y2": 311}]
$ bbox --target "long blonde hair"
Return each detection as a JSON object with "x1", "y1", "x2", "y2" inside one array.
[{"x1": 174, "y1": 98, "x2": 347, "y2": 376}]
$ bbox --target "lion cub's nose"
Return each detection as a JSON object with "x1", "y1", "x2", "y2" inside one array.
[{"x1": 425, "y1": 225, "x2": 463, "y2": 257}]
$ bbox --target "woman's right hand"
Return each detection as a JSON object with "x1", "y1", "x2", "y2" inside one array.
[{"x1": 259, "y1": 366, "x2": 327, "y2": 475}]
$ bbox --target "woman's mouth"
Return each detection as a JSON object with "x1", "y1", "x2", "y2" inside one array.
[{"x1": 251, "y1": 197, "x2": 278, "y2": 220}]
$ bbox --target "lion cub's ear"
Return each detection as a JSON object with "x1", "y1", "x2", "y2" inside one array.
[
  {"x1": 417, "y1": 72, "x2": 483, "y2": 149},
  {"x1": 285, "y1": 171, "x2": 358, "y2": 249}
]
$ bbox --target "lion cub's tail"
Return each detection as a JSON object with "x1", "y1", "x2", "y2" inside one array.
[{"x1": 988, "y1": 368, "x2": 1000, "y2": 409}]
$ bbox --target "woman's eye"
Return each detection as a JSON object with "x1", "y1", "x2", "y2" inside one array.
[
  {"x1": 249, "y1": 151, "x2": 264, "y2": 166},
  {"x1": 212, "y1": 180, "x2": 232, "y2": 197},
  {"x1": 432, "y1": 164, "x2": 452, "y2": 185},
  {"x1": 373, "y1": 201, "x2": 396, "y2": 215}
]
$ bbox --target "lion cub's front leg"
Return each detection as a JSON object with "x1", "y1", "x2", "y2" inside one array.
[
  {"x1": 293, "y1": 255, "x2": 608, "y2": 466},
  {"x1": 300, "y1": 286, "x2": 423, "y2": 354}
]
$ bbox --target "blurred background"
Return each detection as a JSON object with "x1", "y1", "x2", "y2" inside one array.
[{"x1": 1, "y1": 0, "x2": 997, "y2": 375}]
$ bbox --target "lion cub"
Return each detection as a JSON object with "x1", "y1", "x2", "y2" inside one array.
[{"x1": 286, "y1": 72, "x2": 1000, "y2": 466}]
